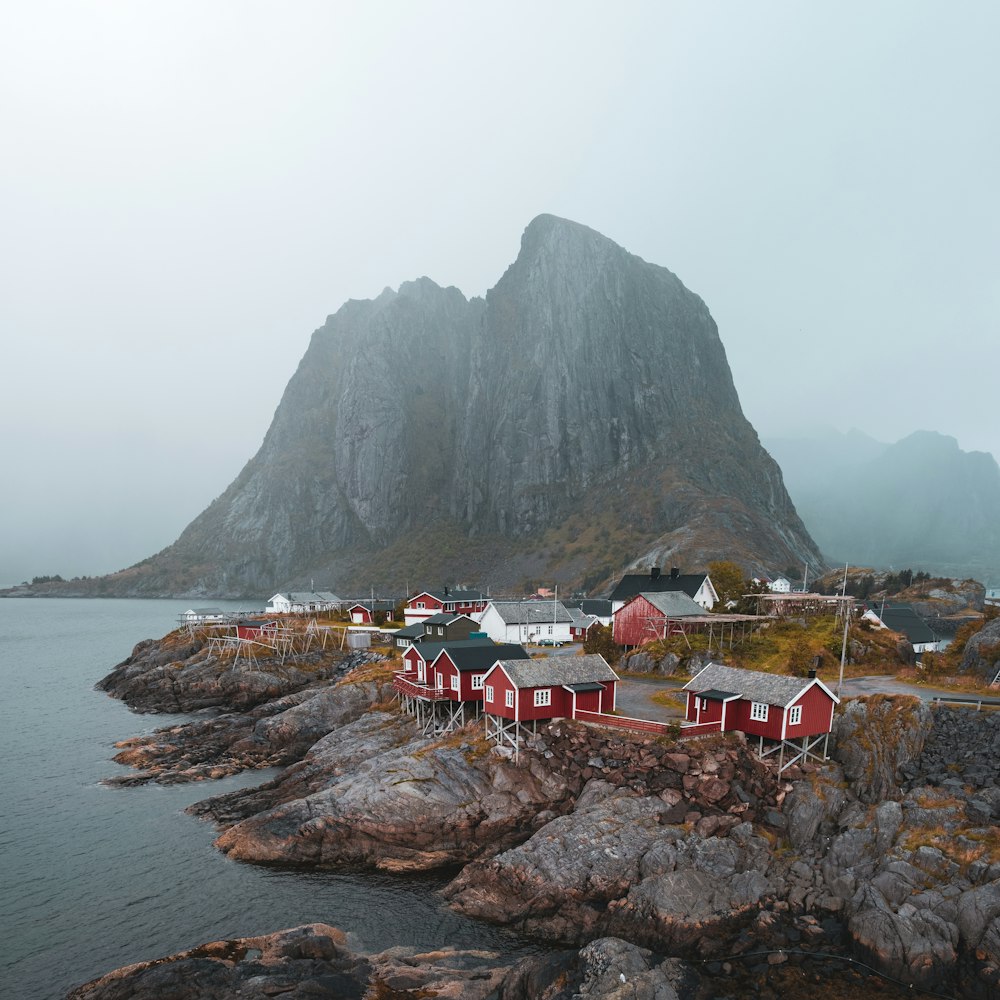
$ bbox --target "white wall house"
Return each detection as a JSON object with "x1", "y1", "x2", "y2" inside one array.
[
  {"x1": 182, "y1": 607, "x2": 225, "y2": 622},
  {"x1": 266, "y1": 591, "x2": 342, "y2": 614},
  {"x1": 767, "y1": 576, "x2": 792, "y2": 594},
  {"x1": 478, "y1": 601, "x2": 574, "y2": 644}
]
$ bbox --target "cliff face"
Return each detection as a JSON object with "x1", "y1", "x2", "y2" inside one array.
[{"x1": 86, "y1": 215, "x2": 823, "y2": 597}]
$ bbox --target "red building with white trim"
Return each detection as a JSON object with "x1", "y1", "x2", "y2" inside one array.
[
  {"x1": 682, "y1": 662, "x2": 839, "y2": 743},
  {"x1": 404, "y1": 588, "x2": 488, "y2": 625},
  {"x1": 612, "y1": 591, "x2": 705, "y2": 648}
]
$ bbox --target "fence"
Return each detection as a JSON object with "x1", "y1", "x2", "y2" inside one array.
[{"x1": 574, "y1": 709, "x2": 722, "y2": 739}]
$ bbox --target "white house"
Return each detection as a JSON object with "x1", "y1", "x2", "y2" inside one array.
[
  {"x1": 477, "y1": 600, "x2": 574, "y2": 645},
  {"x1": 266, "y1": 591, "x2": 342, "y2": 614},
  {"x1": 767, "y1": 576, "x2": 792, "y2": 594},
  {"x1": 182, "y1": 607, "x2": 225, "y2": 622}
]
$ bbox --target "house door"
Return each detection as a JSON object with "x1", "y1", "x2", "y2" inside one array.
[{"x1": 417, "y1": 661, "x2": 425, "y2": 682}]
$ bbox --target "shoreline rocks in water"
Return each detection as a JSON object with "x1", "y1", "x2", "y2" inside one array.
[{"x1": 96, "y1": 630, "x2": 1000, "y2": 997}]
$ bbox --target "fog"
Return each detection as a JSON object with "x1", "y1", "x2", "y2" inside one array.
[{"x1": 2, "y1": 2, "x2": 997, "y2": 583}]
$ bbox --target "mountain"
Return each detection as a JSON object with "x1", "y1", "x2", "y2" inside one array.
[
  {"x1": 765, "y1": 428, "x2": 1000, "y2": 580},
  {"x1": 49, "y1": 216, "x2": 824, "y2": 597}
]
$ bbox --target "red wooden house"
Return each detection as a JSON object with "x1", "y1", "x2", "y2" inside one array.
[
  {"x1": 404, "y1": 588, "x2": 488, "y2": 625},
  {"x1": 682, "y1": 662, "x2": 840, "y2": 771},
  {"x1": 394, "y1": 639, "x2": 526, "y2": 735},
  {"x1": 612, "y1": 591, "x2": 705, "y2": 648},
  {"x1": 482, "y1": 654, "x2": 619, "y2": 751},
  {"x1": 347, "y1": 600, "x2": 396, "y2": 625}
]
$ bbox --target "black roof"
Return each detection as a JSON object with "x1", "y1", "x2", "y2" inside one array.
[
  {"x1": 406, "y1": 637, "x2": 495, "y2": 661},
  {"x1": 698, "y1": 688, "x2": 740, "y2": 701},
  {"x1": 874, "y1": 605, "x2": 938, "y2": 645},
  {"x1": 579, "y1": 599, "x2": 613, "y2": 617},
  {"x1": 394, "y1": 623, "x2": 425, "y2": 638},
  {"x1": 609, "y1": 571, "x2": 708, "y2": 603},
  {"x1": 564, "y1": 681, "x2": 605, "y2": 692},
  {"x1": 438, "y1": 643, "x2": 529, "y2": 672}
]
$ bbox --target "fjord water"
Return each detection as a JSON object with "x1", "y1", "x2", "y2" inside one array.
[{"x1": 0, "y1": 599, "x2": 525, "y2": 999}]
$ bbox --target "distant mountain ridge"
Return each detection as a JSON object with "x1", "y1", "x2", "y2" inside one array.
[
  {"x1": 765, "y1": 428, "x2": 1000, "y2": 580},
  {"x1": 35, "y1": 215, "x2": 824, "y2": 598}
]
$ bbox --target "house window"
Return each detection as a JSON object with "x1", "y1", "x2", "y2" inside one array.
[
  {"x1": 437, "y1": 626, "x2": 444, "y2": 635},
  {"x1": 750, "y1": 702, "x2": 769, "y2": 722},
  {"x1": 700, "y1": 698, "x2": 708, "y2": 711},
  {"x1": 471, "y1": 674, "x2": 484, "y2": 690},
  {"x1": 789, "y1": 705, "x2": 802, "y2": 726},
  {"x1": 505, "y1": 689, "x2": 514, "y2": 708},
  {"x1": 484, "y1": 685, "x2": 494, "y2": 702},
  {"x1": 547, "y1": 625, "x2": 553, "y2": 634},
  {"x1": 416, "y1": 601, "x2": 425, "y2": 609},
  {"x1": 451, "y1": 675, "x2": 459, "y2": 691},
  {"x1": 436, "y1": 674, "x2": 444, "y2": 689},
  {"x1": 534, "y1": 688, "x2": 552, "y2": 707}
]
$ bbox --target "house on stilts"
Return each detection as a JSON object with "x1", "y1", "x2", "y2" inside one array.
[
  {"x1": 682, "y1": 662, "x2": 839, "y2": 773},
  {"x1": 481, "y1": 654, "x2": 619, "y2": 756},
  {"x1": 392, "y1": 639, "x2": 529, "y2": 736}
]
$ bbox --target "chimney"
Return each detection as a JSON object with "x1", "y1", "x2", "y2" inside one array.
[
  {"x1": 444, "y1": 586, "x2": 449, "y2": 596},
  {"x1": 670, "y1": 567, "x2": 680, "y2": 579},
  {"x1": 650, "y1": 567, "x2": 661, "y2": 580},
  {"x1": 808, "y1": 668, "x2": 817, "y2": 679}
]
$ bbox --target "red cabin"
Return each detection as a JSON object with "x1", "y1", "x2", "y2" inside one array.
[
  {"x1": 430, "y1": 643, "x2": 529, "y2": 701},
  {"x1": 235, "y1": 619, "x2": 278, "y2": 640},
  {"x1": 404, "y1": 589, "x2": 488, "y2": 625},
  {"x1": 482, "y1": 654, "x2": 619, "y2": 743},
  {"x1": 400, "y1": 637, "x2": 496, "y2": 687},
  {"x1": 612, "y1": 591, "x2": 705, "y2": 648},
  {"x1": 682, "y1": 662, "x2": 839, "y2": 741}
]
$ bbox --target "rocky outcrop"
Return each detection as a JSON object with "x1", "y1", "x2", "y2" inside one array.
[
  {"x1": 831, "y1": 695, "x2": 933, "y2": 803},
  {"x1": 62, "y1": 214, "x2": 823, "y2": 598},
  {"x1": 66, "y1": 923, "x2": 515, "y2": 1000},
  {"x1": 97, "y1": 631, "x2": 376, "y2": 713},
  {"x1": 960, "y1": 617, "x2": 1000, "y2": 680}
]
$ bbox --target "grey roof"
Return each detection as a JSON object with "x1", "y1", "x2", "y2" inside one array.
[
  {"x1": 486, "y1": 601, "x2": 573, "y2": 625},
  {"x1": 579, "y1": 599, "x2": 613, "y2": 618},
  {"x1": 349, "y1": 599, "x2": 396, "y2": 612},
  {"x1": 684, "y1": 662, "x2": 838, "y2": 707},
  {"x1": 279, "y1": 591, "x2": 341, "y2": 603},
  {"x1": 490, "y1": 654, "x2": 618, "y2": 688},
  {"x1": 635, "y1": 591, "x2": 705, "y2": 617},
  {"x1": 436, "y1": 643, "x2": 530, "y2": 672},
  {"x1": 187, "y1": 606, "x2": 223, "y2": 615}
]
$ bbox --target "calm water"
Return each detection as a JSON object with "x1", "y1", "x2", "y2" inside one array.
[{"x1": 0, "y1": 599, "x2": 528, "y2": 999}]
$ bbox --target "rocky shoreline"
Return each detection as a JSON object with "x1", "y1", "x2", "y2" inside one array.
[{"x1": 82, "y1": 632, "x2": 1000, "y2": 998}]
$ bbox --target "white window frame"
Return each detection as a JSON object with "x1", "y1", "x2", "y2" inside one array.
[
  {"x1": 534, "y1": 688, "x2": 552, "y2": 707},
  {"x1": 436, "y1": 673, "x2": 444, "y2": 690},
  {"x1": 471, "y1": 674, "x2": 484, "y2": 690},
  {"x1": 416, "y1": 601, "x2": 425, "y2": 609},
  {"x1": 484, "y1": 685, "x2": 494, "y2": 703},
  {"x1": 750, "y1": 701, "x2": 769, "y2": 722},
  {"x1": 450, "y1": 675, "x2": 459, "y2": 691},
  {"x1": 505, "y1": 689, "x2": 514, "y2": 708},
  {"x1": 789, "y1": 704, "x2": 802, "y2": 726},
  {"x1": 700, "y1": 697, "x2": 708, "y2": 711}
]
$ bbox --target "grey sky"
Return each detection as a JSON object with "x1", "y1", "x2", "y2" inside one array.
[{"x1": 2, "y1": 2, "x2": 998, "y2": 583}]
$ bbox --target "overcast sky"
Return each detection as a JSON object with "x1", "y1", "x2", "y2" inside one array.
[{"x1": 2, "y1": 1, "x2": 997, "y2": 583}]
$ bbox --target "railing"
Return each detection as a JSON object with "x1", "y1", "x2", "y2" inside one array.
[
  {"x1": 574, "y1": 709, "x2": 722, "y2": 738},
  {"x1": 393, "y1": 674, "x2": 450, "y2": 701},
  {"x1": 678, "y1": 720, "x2": 724, "y2": 737}
]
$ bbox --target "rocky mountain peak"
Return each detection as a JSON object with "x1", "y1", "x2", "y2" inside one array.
[{"x1": 78, "y1": 216, "x2": 824, "y2": 597}]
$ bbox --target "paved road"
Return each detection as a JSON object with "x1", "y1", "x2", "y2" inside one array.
[
  {"x1": 839, "y1": 675, "x2": 1000, "y2": 706},
  {"x1": 615, "y1": 675, "x2": 687, "y2": 722}
]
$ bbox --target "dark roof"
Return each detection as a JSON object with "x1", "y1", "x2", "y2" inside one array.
[
  {"x1": 436, "y1": 643, "x2": 529, "y2": 672},
  {"x1": 684, "y1": 663, "x2": 838, "y2": 707},
  {"x1": 564, "y1": 681, "x2": 605, "y2": 692},
  {"x1": 406, "y1": 637, "x2": 495, "y2": 662},
  {"x1": 698, "y1": 688, "x2": 740, "y2": 701},
  {"x1": 348, "y1": 599, "x2": 396, "y2": 612},
  {"x1": 394, "y1": 623, "x2": 425, "y2": 638},
  {"x1": 609, "y1": 571, "x2": 710, "y2": 603},
  {"x1": 412, "y1": 589, "x2": 486, "y2": 603},
  {"x1": 579, "y1": 599, "x2": 613, "y2": 618},
  {"x1": 422, "y1": 613, "x2": 478, "y2": 626},
  {"x1": 490, "y1": 654, "x2": 619, "y2": 688},
  {"x1": 875, "y1": 606, "x2": 938, "y2": 645}
]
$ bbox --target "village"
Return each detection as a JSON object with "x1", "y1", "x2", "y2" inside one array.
[{"x1": 176, "y1": 564, "x2": 975, "y2": 776}]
